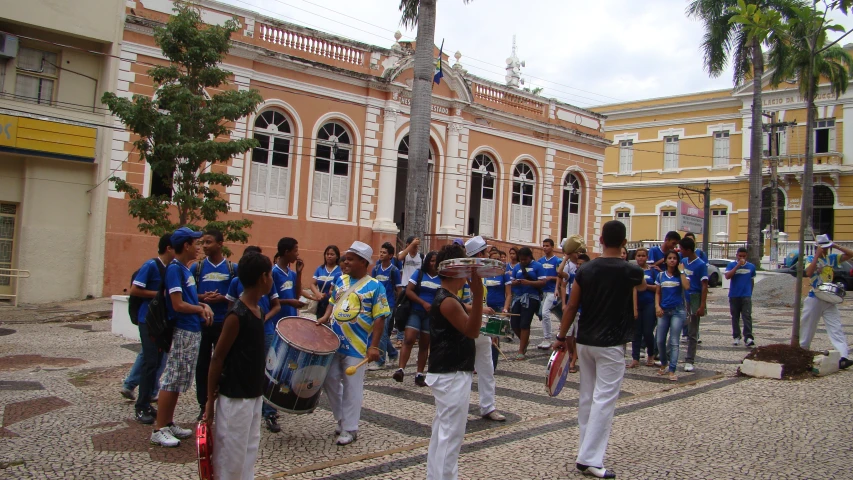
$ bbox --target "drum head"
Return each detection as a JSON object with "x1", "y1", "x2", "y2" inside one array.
[
  {"x1": 815, "y1": 290, "x2": 844, "y2": 304},
  {"x1": 545, "y1": 349, "x2": 570, "y2": 397},
  {"x1": 276, "y1": 317, "x2": 340, "y2": 354},
  {"x1": 438, "y1": 258, "x2": 506, "y2": 278}
]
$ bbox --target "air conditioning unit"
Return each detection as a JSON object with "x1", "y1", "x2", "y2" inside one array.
[{"x1": 0, "y1": 34, "x2": 19, "y2": 59}]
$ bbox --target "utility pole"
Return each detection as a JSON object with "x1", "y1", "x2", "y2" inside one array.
[
  {"x1": 679, "y1": 182, "x2": 711, "y2": 255},
  {"x1": 762, "y1": 113, "x2": 797, "y2": 269}
]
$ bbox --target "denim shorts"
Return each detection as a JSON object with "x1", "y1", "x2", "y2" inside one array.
[{"x1": 406, "y1": 309, "x2": 430, "y2": 334}]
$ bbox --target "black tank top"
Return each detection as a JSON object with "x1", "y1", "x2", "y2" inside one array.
[
  {"x1": 218, "y1": 299, "x2": 266, "y2": 399},
  {"x1": 428, "y1": 288, "x2": 476, "y2": 374}
]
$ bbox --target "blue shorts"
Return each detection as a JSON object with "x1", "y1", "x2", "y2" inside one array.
[{"x1": 406, "y1": 309, "x2": 430, "y2": 334}]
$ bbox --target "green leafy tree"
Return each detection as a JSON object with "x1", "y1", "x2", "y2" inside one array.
[
  {"x1": 731, "y1": 0, "x2": 853, "y2": 344},
  {"x1": 103, "y1": 3, "x2": 263, "y2": 243},
  {"x1": 687, "y1": 0, "x2": 805, "y2": 266}
]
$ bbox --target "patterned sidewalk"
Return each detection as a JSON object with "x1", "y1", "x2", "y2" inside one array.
[{"x1": 1, "y1": 289, "x2": 851, "y2": 479}]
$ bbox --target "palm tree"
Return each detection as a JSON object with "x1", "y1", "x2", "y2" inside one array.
[
  {"x1": 686, "y1": 0, "x2": 804, "y2": 266},
  {"x1": 398, "y1": 0, "x2": 470, "y2": 243}
]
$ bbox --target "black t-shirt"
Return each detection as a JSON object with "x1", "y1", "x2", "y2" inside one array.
[
  {"x1": 428, "y1": 288, "x2": 476, "y2": 374},
  {"x1": 218, "y1": 299, "x2": 266, "y2": 399},
  {"x1": 575, "y1": 257, "x2": 644, "y2": 348}
]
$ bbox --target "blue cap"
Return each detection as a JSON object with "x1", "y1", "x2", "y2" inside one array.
[
  {"x1": 171, "y1": 227, "x2": 203, "y2": 247},
  {"x1": 452, "y1": 238, "x2": 464, "y2": 246}
]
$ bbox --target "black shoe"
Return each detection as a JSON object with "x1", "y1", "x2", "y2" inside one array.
[
  {"x1": 264, "y1": 415, "x2": 281, "y2": 433},
  {"x1": 577, "y1": 464, "x2": 616, "y2": 478},
  {"x1": 392, "y1": 368, "x2": 404, "y2": 383},
  {"x1": 414, "y1": 373, "x2": 427, "y2": 387},
  {"x1": 197, "y1": 406, "x2": 205, "y2": 422},
  {"x1": 840, "y1": 357, "x2": 853, "y2": 370},
  {"x1": 136, "y1": 408, "x2": 155, "y2": 425}
]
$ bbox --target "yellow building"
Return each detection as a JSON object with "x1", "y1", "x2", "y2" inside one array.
[{"x1": 593, "y1": 71, "x2": 853, "y2": 252}]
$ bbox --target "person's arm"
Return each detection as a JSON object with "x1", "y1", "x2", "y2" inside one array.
[
  {"x1": 724, "y1": 262, "x2": 740, "y2": 280},
  {"x1": 203, "y1": 312, "x2": 240, "y2": 425},
  {"x1": 265, "y1": 297, "x2": 281, "y2": 322},
  {"x1": 633, "y1": 288, "x2": 638, "y2": 319},
  {"x1": 679, "y1": 271, "x2": 691, "y2": 291},
  {"x1": 699, "y1": 280, "x2": 708, "y2": 316},
  {"x1": 553, "y1": 280, "x2": 581, "y2": 349},
  {"x1": 397, "y1": 239, "x2": 419, "y2": 261},
  {"x1": 129, "y1": 285, "x2": 157, "y2": 299},
  {"x1": 805, "y1": 253, "x2": 820, "y2": 277},
  {"x1": 294, "y1": 260, "x2": 304, "y2": 300},
  {"x1": 308, "y1": 282, "x2": 323, "y2": 301},
  {"x1": 835, "y1": 245, "x2": 853, "y2": 263},
  {"x1": 655, "y1": 283, "x2": 664, "y2": 318},
  {"x1": 557, "y1": 257, "x2": 570, "y2": 279},
  {"x1": 503, "y1": 281, "x2": 512, "y2": 312}
]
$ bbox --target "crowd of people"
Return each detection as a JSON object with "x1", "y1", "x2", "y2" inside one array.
[{"x1": 117, "y1": 223, "x2": 853, "y2": 480}]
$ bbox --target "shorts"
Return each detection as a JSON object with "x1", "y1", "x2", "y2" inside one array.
[
  {"x1": 687, "y1": 293, "x2": 704, "y2": 317},
  {"x1": 160, "y1": 328, "x2": 202, "y2": 393},
  {"x1": 511, "y1": 299, "x2": 540, "y2": 331},
  {"x1": 406, "y1": 309, "x2": 430, "y2": 334}
]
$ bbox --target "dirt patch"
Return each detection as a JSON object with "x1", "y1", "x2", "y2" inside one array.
[
  {"x1": 0, "y1": 355, "x2": 87, "y2": 372},
  {"x1": 64, "y1": 310, "x2": 112, "y2": 323},
  {"x1": 744, "y1": 344, "x2": 817, "y2": 379},
  {"x1": 68, "y1": 364, "x2": 132, "y2": 388}
]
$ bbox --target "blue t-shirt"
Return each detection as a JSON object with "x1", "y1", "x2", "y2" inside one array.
[
  {"x1": 538, "y1": 255, "x2": 562, "y2": 293},
  {"x1": 329, "y1": 275, "x2": 390, "y2": 358},
  {"x1": 637, "y1": 267, "x2": 656, "y2": 306},
  {"x1": 313, "y1": 265, "x2": 342, "y2": 295},
  {"x1": 272, "y1": 264, "x2": 298, "y2": 320},
  {"x1": 191, "y1": 258, "x2": 236, "y2": 323},
  {"x1": 484, "y1": 271, "x2": 511, "y2": 308},
  {"x1": 656, "y1": 271, "x2": 685, "y2": 310},
  {"x1": 165, "y1": 260, "x2": 203, "y2": 332},
  {"x1": 681, "y1": 257, "x2": 708, "y2": 295},
  {"x1": 509, "y1": 261, "x2": 547, "y2": 297},
  {"x1": 696, "y1": 248, "x2": 708, "y2": 263},
  {"x1": 371, "y1": 263, "x2": 402, "y2": 310},
  {"x1": 132, "y1": 258, "x2": 166, "y2": 324},
  {"x1": 409, "y1": 269, "x2": 442, "y2": 312},
  {"x1": 807, "y1": 253, "x2": 841, "y2": 298},
  {"x1": 648, "y1": 246, "x2": 666, "y2": 266},
  {"x1": 226, "y1": 277, "x2": 279, "y2": 335},
  {"x1": 726, "y1": 261, "x2": 756, "y2": 298}
]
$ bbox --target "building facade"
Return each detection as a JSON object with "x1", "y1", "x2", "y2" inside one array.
[
  {"x1": 594, "y1": 69, "x2": 853, "y2": 248},
  {"x1": 0, "y1": 0, "x2": 124, "y2": 303}
]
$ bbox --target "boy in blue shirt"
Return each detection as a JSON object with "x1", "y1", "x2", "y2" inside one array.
[
  {"x1": 369, "y1": 242, "x2": 402, "y2": 370},
  {"x1": 537, "y1": 239, "x2": 563, "y2": 350},
  {"x1": 508, "y1": 247, "x2": 547, "y2": 359},
  {"x1": 680, "y1": 237, "x2": 708, "y2": 373},
  {"x1": 648, "y1": 231, "x2": 681, "y2": 271},
  {"x1": 192, "y1": 229, "x2": 237, "y2": 421},
  {"x1": 725, "y1": 247, "x2": 756, "y2": 347},
  {"x1": 683, "y1": 232, "x2": 708, "y2": 263},
  {"x1": 151, "y1": 227, "x2": 214, "y2": 448}
]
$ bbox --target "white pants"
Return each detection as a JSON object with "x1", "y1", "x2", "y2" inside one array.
[
  {"x1": 323, "y1": 353, "x2": 366, "y2": 432},
  {"x1": 474, "y1": 334, "x2": 496, "y2": 416},
  {"x1": 800, "y1": 296, "x2": 850, "y2": 358},
  {"x1": 541, "y1": 292, "x2": 556, "y2": 340},
  {"x1": 426, "y1": 371, "x2": 473, "y2": 480},
  {"x1": 213, "y1": 395, "x2": 262, "y2": 480},
  {"x1": 576, "y1": 344, "x2": 625, "y2": 469}
]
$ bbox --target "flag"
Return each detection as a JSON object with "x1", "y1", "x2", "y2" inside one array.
[{"x1": 434, "y1": 39, "x2": 444, "y2": 85}]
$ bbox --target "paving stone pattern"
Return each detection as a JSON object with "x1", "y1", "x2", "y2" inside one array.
[{"x1": 0, "y1": 290, "x2": 851, "y2": 479}]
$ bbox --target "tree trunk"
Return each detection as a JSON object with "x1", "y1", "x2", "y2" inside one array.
[
  {"x1": 747, "y1": 37, "x2": 764, "y2": 267},
  {"x1": 403, "y1": 0, "x2": 437, "y2": 244}
]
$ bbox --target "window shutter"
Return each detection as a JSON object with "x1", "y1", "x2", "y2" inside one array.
[
  {"x1": 480, "y1": 198, "x2": 494, "y2": 237},
  {"x1": 829, "y1": 125, "x2": 836, "y2": 152},
  {"x1": 780, "y1": 131, "x2": 787, "y2": 156},
  {"x1": 329, "y1": 172, "x2": 349, "y2": 220},
  {"x1": 510, "y1": 204, "x2": 521, "y2": 241},
  {"x1": 520, "y1": 204, "x2": 534, "y2": 243},
  {"x1": 312, "y1": 170, "x2": 330, "y2": 218},
  {"x1": 269, "y1": 165, "x2": 289, "y2": 214},
  {"x1": 249, "y1": 162, "x2": 268, "y2": 212}
]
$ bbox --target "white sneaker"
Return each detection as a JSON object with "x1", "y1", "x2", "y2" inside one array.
[
  {"x1": 335, "y1": 430, "x2": 357, "y2": 445},
  {"x1": 537, "y1": 341, "x2": 552, "y2": 350},
  {"x1": 745, "y1": 338, "x2": 755, "y2": 347},
  {"x1": 367, "y1": 362, "x2": 382, "y2": 371},
  {"x1": 733, "y1": 338, "x2": 741, "y2": 346},
  {"x1": 150, "y1": 427, "x2": 180, "y2": 447},
  {"x1": 684, "y1": 363, "x2": 695, "y2": 372},
  {"x1": 166, "y1": 423, "x2": 193, "y2": 439}
]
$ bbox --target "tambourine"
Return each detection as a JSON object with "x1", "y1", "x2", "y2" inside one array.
[
  {"x1": 545, "y1": 349, "x2": 570, "y2": 397},
  {"x1": 437, "y1": 258, "x2": 506, "y2": 278},
  {"x1": 197, "y1": 422, "x2": 213, "y2": 480}
]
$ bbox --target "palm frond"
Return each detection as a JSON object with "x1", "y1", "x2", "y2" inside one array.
[{"x1": 399, "y1": 0, "x2": 419, "y2": 28}]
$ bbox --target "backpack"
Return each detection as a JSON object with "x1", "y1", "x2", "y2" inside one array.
[
  {"x1": 393, "y1": 268, "x2": 424, "y2": 331},
  {"x1": 146, "y1": 263, "x2": 175, "y2": 353},
  {"x1": 128, "y1": 258, "x2": 166, "y2": 326}
]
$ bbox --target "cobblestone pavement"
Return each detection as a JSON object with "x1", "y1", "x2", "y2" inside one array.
[{"x1": 1, "y1": 289, "x2": 852, "y2": 479}]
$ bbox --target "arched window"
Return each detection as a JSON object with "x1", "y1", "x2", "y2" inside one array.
[
  {"x1": 312, "y1": 122, "x2": 351, "y2": 220},
  {"x1": 249, "y1": 110, "x2": 292, "y2": 214},
  {"x1": 760, "y1": 188, "x2": 786, "y2": 232},
  {"x1": 813, "y1": 185, "x2": 835, "y2": 237},
  {"x1": 468, "y1": 153, "x2": 497, "y2": 237},
  {"x1": 510, "y1": 162, "x2": 535, "y2": 243},
  {"x1": 393, "y1": 135, "x2": 435, "y2": 231},
  {"x1": 560, "y1": 173, "x2": 581, "y2": 240}
]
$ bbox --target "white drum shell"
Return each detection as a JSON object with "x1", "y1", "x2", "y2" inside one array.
[{"x1": 815, "y1": 283, "x2": 846, "y2": 304}]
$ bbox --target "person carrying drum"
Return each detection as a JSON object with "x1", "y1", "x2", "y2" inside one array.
[
  {"x1": 487, "y1": 249, "x2": 513, "y2": 345},
  {"x1": 725, "y1": 247, "x2": 756, "y2": 347},
  {"x1": 317, "y1": 241, "x2": 391, "y2": 446},
  {"x1": 801, "y1": 234, "x2": 853, "y2": 370},
  {"x1": 508, "y1": 247, "x2": 547, "y2": 360}
]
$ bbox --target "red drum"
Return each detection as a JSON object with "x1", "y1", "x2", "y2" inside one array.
[
  {"x1": 437, "y1": 258, "x2": 506, "y2": 278},
  {"x1": 545, "y1": 349, "x2": 570, "y2": 397},
  {"x1": 196, "y1": 422, "x2": 213, "y2": 480}
]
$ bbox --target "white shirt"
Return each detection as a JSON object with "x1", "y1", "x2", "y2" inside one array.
[{"x1": 401, "y1": 252, "x2": 423, "y2": 285}]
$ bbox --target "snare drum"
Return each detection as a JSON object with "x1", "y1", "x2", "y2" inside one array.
[
  {"x1": 480, "y1": 315, "x2": 511, "y2": 337},
  {"x1": 438, "y1": 258, "x2": 506, "y2": 278},
  {"x1": 815, "y1": 282, "x2": 846, "y2": 304},
  {"x1": 263, "y1": 317, "x2": 340, "y2": 414}
]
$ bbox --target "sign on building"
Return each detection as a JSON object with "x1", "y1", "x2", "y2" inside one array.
[{"x1": 677, "y1": 201, "x2": 704, "y2": 234}]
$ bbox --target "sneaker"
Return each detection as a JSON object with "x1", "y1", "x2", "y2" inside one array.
[
  {"x1": 536, "y1": 340, "x2": 552, "y2": 350},
  {"x1": 697, "y1": 339, "x2": 702, "y2": 345},
  {"x1": 684, "y1": 363, "x2": 695, "y2": 372},
  {"x1": 135, "y1": 408, "x2": 155, "y2": 425},
  {"x1": 732, "y1": 338, "x2": 741, "y2": 346},
  {"x1": 745, "y1": 338, "x2": 755, "y2": 347},
  {"x1": 150, "y1": 427, "x2": 180, "y2": 447},
  {"x1": 196, "y1": 406, "x2": 205, "y2": 422},
  {"x1": 840, "y1": 357, "x2": 853, "y2": 370},
  {"x1": 120, "y1": 387, "x2": 136, "y2": 401},
  {"x1": 264, "y1": 415, "x2": 281, "y2": 433},
  {"x1": 577, "y1": 464, "x2": 616, "y2": 478},
  {"x1": 414, "y1": 373, "x2": 427, "y2": 387},
  {"x1": 166, "y1": 422, "x2": 193, "y2": 439},
  {"x1": 367, "y1": 362, "x2": 382, "y2": 371},
  {"x1": 335, "y1": 430, "x2": 357, "y2": 445},
  {"x1": 392, "y1": 368, "x2": 404, "y2": 383},
  {"x1": 482, "y1": 410, "x2": 506, "y2": 422}
]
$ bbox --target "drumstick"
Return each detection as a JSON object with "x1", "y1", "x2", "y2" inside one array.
[
  {"x1": 493, "y1": 342, "x2": 509, "y2": 361},
  {"x1": 493, "y1": 312, "x2": 520, "y2": 316},
  {"x1": 345, "y1": 358, "x2": 370, "y2": 376}
]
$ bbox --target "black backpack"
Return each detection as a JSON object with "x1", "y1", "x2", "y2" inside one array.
[
  {"x1": 393, "y1": 269, "x2": 424, "y2": 331},
  {"x1": 128, "y1": 258, "x2": 166, "y2": 325},
  {"x1": 146, "y1": 264, "x2": 175, "y2": 353}
]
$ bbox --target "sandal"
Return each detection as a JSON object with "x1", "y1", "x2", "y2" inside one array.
[
  {"x1": 646, "y1": 358, "x2": 656, "y2": 367},
  {"x1": 569, "y1": 365, "x2": 579, "y2": 374},
  {"x1": 627, "y1": 360, "x2": 639, "y2": 369},
  {"x1": 668, "y1": 372, "x2": 678, "y2": 382},
  {"x1": 657, "y1": 367, "x2": 668, "y2": 376},
  {"x1": 514, "y1": 353, "x2": 526, "y2": 361}
]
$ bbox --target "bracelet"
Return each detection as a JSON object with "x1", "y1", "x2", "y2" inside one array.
[
  {"x1": 555, "y1": 336, "x2": 566, "y2": 342},
  {"x1": 368, "y1": 347, "x2": 381, "y2": 352}
]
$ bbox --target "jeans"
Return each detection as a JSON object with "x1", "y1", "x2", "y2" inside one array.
[
  {"x1": 729, "y1": 297, "x2": 753, "y2": 341},
  {"x1": 632, "y1": 302, "x2": 656, "y2": 361},
  {"x1": 378, "y1": 311, "x2": 398, "y2": 366},
  {"x1": 124, "y1": 349, "x2": 166, "y2": 393},
  {"x1": 656, "y1": 306, "x2": 686, "y2": 373},
  {"x1": 262, "y1": 334, "x2": 278, "y2": 419},
  {"x1": 135, "y1": 322, "x2": 164, "y2": 412},
  {"x1": 196, "y1": 322, "x2": 224, "y2": 408}
]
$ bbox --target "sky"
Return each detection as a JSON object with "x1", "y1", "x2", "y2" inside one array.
[{"x1": 218, "y1": 0, "x2": 853, "y2": 108}]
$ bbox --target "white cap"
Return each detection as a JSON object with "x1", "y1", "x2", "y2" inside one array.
[
  {"x1": 465, "y1": 236, "x2": 488, "y2": 257},
  {"x1": 815, "y1": 234, "x2": 834, "y2": 249},
  {"x1": 346, "y1": 241, "x2": 373, "y2": 264}
]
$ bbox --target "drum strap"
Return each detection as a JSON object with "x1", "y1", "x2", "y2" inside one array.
[{"x1": 333, "y1": 276, "x2": 371, "y2": 310}]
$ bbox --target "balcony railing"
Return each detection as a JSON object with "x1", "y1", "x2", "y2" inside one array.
[
  {"x1": 763, "y1": 152, "x2": 843, "y2": 168},
  {"x1": 471, "y1": 81, "x2": 547, "y2": 117},
  {"x1": 257, "y1": 23, "x2": 367, "y2": 67}
]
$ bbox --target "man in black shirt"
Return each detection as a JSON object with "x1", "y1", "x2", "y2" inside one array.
[{"x1": 552, "y1": 220, "x2": 646, "y2": 479}]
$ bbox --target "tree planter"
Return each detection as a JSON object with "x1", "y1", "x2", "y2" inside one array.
[{"x1": 738, "y1": 344, "x2": 817, "y2": 380}]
